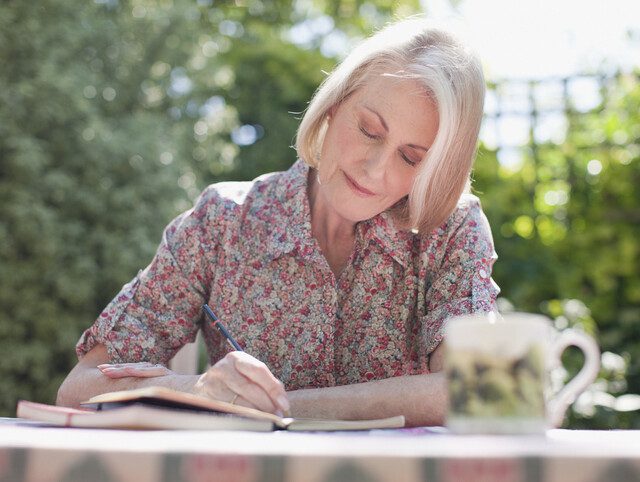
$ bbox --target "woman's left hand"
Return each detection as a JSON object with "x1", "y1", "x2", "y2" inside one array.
[{"x1": 97, "y1": 362, "x2": 173, "y2": 378}]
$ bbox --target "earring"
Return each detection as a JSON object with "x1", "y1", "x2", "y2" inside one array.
[{"x1": 314, "y1": 150, "x2": 323, "y2": 185}]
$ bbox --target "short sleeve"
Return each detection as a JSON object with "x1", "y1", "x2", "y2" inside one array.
[
  {"x1": 421, "y1": 197, "x2": 500, "y2": 356},
  {"x1": 76, "y1": 185, "x2": 226, "y2": 364}
]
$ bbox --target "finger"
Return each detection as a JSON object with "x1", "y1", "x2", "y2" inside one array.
[
  {"x1": 220, "y1": 364, "x2": 281, "y2": 414},
  {"x1": 229, "y1": 353, "x2": 289, "y2": 412},
  {"x1": 99, "y1": 367, "x2": 169, "y2": 378},
  {"x1": 97, "y1": 362, "x2": 157, "y2": 369},
  {"x1": 232, "y1": 353, "x2": 289, "y2": 410},
  {"x1": 107, "y1": 364, "x2": 170, "y2": 376},
  {"x1": 193, "y1": 365, "x2": 272, "y2": 413},
  {"x1": 99, "y1": 365, "x2": 171, "y2": 379},
  {"x1": 233, "y1": 395, "x2": 284, "y2": 418}
]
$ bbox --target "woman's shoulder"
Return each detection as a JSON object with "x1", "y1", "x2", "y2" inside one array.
[
  {"x1": 195, "y1": 167, "x2": 293, "y2": 214},
  {"x1": 428, "y1": 193, "x2": 489, "y2": 240},
  {"x1": 415, "y1": 193, "x2": 494, "y2": 266},
  {"x1": 189, "y1": 162, "x2": 306, "y2": 241},
  {"x1": 201, "y1": 180, "x2": 256, "y2": 206},
  {"x1": 198, "y1": 173, "x2": 275, "y2": 206}
]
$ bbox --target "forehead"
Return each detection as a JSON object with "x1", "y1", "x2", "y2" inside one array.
[
  {"x1": 349, "y1": 74, "x2": 438, "y2": 139},
  {"x1": 357, "y1": 74, "x2": 431, "y2": 103}
]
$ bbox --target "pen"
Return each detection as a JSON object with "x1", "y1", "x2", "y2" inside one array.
[
  {"x1": 203, "y1": 304, "x2": 291, "y2": 417},
  {"x1": 203, "y1": 304, "x2": 244, "y2": 351}
]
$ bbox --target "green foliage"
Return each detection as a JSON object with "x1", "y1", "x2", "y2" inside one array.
[
  {"x1": 473, "y1": 73, "x2": 640, "y2": 428},
  {"x1": 0, "y1": 0, "x2": 192, "y2": 412}
]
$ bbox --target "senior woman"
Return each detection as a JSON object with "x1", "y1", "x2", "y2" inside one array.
[{"x1": 57, "y1": 17, "x2": 499, "y2": 427}]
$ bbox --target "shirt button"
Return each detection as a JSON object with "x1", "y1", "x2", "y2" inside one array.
[{"x1": 479, "y1": 269, "x2": 488, "y2": 279}]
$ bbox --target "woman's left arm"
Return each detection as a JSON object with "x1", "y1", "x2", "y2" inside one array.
[{"x1": 287, "y1": 342, "x2": 447, "y2": 427}]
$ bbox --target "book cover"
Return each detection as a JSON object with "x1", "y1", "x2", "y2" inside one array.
[
  {"x1": 17, "y1": 400, "x2": 274, "y2": 431},
  {"x1": 17, "y1": 386, "x2": 405, "y2": 432}
]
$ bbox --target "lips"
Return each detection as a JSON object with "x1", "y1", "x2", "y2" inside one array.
[{"x1": 343, "y1": 171, "x2": 375, "y2": 197}]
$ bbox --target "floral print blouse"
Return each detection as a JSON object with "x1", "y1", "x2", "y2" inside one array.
[{"x1": 77, "y1": 160, "x2": 499, "y2": 389}]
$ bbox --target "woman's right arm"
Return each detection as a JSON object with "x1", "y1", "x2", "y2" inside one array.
[
  {"x1": 58, "y1": 184, "x2": 289, "y2": 414},
  {"x1": 56, "y1": 344, "x2": 290, "y2": 415},
  {"x1": 56, "y1": 344, "x2": 198, "y2": 407}
]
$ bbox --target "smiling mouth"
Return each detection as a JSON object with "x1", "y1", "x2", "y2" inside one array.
[{"x1": 343, "y1": 171, "x2": 376, "y2": 197}]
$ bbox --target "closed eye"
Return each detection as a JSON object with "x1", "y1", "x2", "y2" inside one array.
[
  {"x1": 359, "y1": 126, "x2": 379, "y2": 140},
  {"x1": 400, "y1": 152, "x2": 418, "y2": 167}
]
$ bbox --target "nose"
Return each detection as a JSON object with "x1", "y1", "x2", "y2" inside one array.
[{"x1": 364, "y1": 145, "x2": 394, "y2": 181}]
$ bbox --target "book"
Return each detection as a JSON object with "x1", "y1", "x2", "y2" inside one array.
[
  {"x1": 17, "y1": 386, "x2": 405, "y2": 432},
  {"x1": 16, "y1": 400, "x2": 274, "y2": 431}
]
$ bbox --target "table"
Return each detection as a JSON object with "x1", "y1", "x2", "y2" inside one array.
[{"x1": 1, "y1": 419, "x2": 639, "y2": 482}]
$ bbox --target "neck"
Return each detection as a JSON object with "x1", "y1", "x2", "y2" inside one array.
[{"x1": 307, "y1": 169, "x2": 356, "y2": 245}]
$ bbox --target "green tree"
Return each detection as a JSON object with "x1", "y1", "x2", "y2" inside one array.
[{"x1": 0, "y1": 0, "x2": 194, "y2": 413}]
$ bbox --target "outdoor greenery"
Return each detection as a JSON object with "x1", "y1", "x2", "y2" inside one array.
[
  {"x1": 0, "y1": 0, "x2": 638, "y2": 428},
  {"x1": 474, "y1": 75, "x2": 640, "y2": 427}
]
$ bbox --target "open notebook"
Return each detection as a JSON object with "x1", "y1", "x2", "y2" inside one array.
[{"x1": 17, "y1": 386, "x2": 405, "y2": 432}]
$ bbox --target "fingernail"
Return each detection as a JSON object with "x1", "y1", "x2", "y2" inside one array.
[
  {"x1": 97, "y1": 364, "x2": 111, "y2": 369},
  {"x1": 275, "y1": 410, "x2": 284, "y2": 418},
  {"x1": 277, "y1": 395, "x2": 290, "y2": 412}
]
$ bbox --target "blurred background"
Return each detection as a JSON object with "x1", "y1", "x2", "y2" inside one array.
[{"x1": 0, "y1": 0, "x2": 638, "y2": 428}]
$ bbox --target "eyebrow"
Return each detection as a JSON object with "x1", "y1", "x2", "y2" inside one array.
[
  {"x1": 364, "y1": 106, "x2": 389, "y2": 133},
  {"x1": 363, "y1": 105, "x2": 429, "y2": 152}
]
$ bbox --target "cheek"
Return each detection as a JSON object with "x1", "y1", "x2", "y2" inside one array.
[
  {"x1": 335, "y1": 131, "x2": 358, "y2": 159},
  {"x1": 389, "y1": 170, "x2": 416, "y2": 199},
  {"x1": 323, "y1": 122, "x2": 362, "y2": 161}
]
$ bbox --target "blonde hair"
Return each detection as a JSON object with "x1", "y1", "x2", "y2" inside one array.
[{"x1": 295, "y1": 17, "x2": 485, "y2": 234}]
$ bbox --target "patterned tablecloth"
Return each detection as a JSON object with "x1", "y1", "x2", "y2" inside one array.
[{"x1": 1, "y1": 420, "x2": 639, "y2": 482}]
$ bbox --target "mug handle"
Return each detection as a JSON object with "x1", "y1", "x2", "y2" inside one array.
[{"x1": 547, "y1": 329, "x2": 601, "y2": 428}]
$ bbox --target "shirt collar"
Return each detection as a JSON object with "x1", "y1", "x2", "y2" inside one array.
[
  {"x1": 264, "y1": 160, "x2": 314, "y2": 259},
  {"x1": 264, "y1": 160, "x2": 415, "y2": 267},
  {"x1": 361, "y1": 211, "x2": 415, "y2": 268}
]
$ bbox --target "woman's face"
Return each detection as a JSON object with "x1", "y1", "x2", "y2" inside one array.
[{"x1": 317, "y1": 74, "x2": 439, "y2": 223}]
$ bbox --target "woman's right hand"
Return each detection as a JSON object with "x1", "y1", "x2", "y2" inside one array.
[{"x1": 194, "y1": 351, "x2": 290, "y2": 416}]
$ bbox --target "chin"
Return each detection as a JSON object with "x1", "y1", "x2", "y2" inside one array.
[
  {"x1": 322, "y1": 183, "x2": 387, "y2": 222},
  {"x1": 334, "y1": 201, "x2": 382, "y2": 223}
]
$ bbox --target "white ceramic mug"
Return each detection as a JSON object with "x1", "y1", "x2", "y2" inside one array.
[{"x1": 444, "y1": 312, "x2": 600, "y2": 434}]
